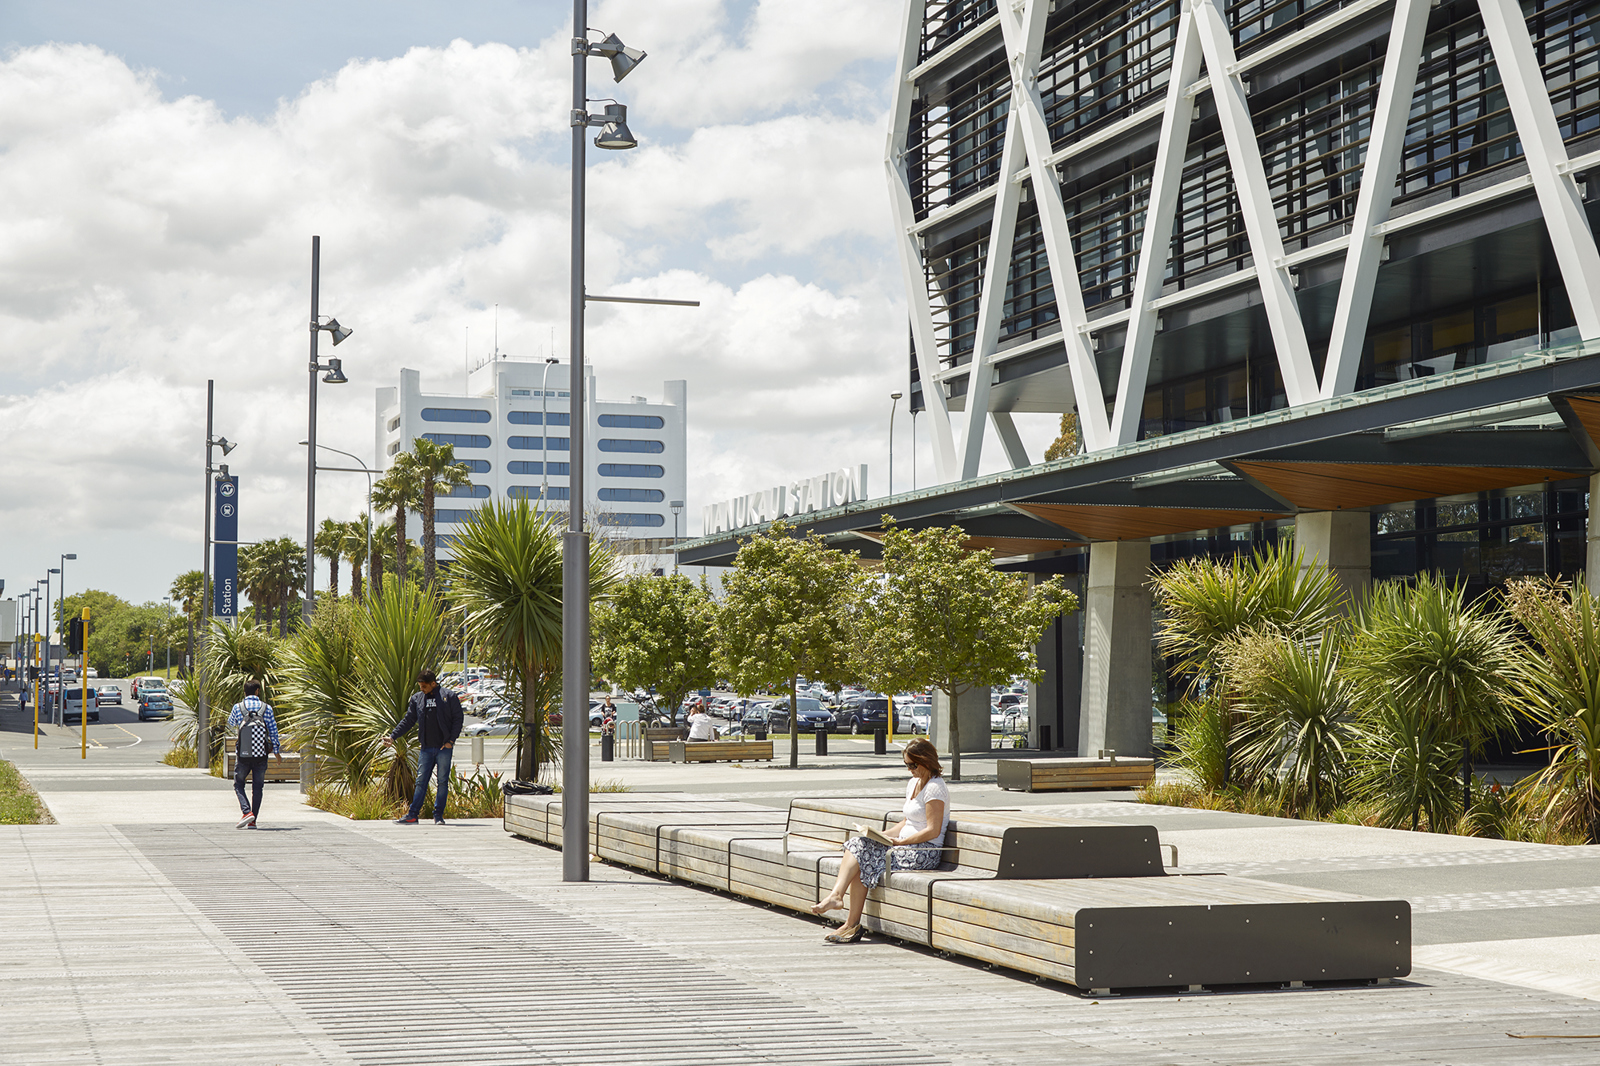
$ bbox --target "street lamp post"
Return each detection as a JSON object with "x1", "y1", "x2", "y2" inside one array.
[
  {"x1": 541, "y1": 357, "x2": 559, "y2": 512},
  {"x1": 198, "y1": 379, "x2": 236, "y2": 770},
  {"x1": 670, "y1": 501, "x2": 683, "y2": 573},
  {"x1": 889, "y1": 392, "x2": 902, "y2": 497},
  {"x1": 300, "y1": 440, "x2": 376, "y2": 579},
  {"x1": 303, "y1": 235, "x2": 353, "y2": 624}
]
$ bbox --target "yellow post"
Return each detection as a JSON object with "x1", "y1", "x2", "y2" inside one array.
[
  {"x1": 887, "y1": 692, "x2": 895, "y2": 746},
  {"x1": 80, "y1": 608, "x2": 90, "y2": 759}
]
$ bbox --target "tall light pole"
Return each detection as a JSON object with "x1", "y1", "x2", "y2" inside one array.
[
  {"x1": 199, "y1": 380, "x2": 236, "y2": 770},
  {"x1": 670, "y1": 500, "x2": 683, "y2": 573},
  {"x1": 541, "y1": 357, "x2": 559, "y2": 512},
  {"x1": 566, "y1": 5, "x2": 646, "y2": 882},
  {"x1": 304, "y1": 235, "x2": 353, "y2": 624},
  {"x1": 889, "y1": 392, "x2": 902, "y2": 496}
]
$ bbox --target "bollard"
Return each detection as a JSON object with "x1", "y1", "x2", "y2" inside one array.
[
  {"x1": 1040, "y1": 725, "x2": 1052, "y2": 751},
  {"x1": 472, "y1": 735, "x2": 485, "y2": 766},
  {"x1": 754, "y1": 726, "x2": 768, "y2": 741},
  {"x1": 600, "y1": 733, "x2": 614, "y2": 761},
  {"x1": 814, "y1": 726, "x2": 828, "y2": 756},
  {"x1": 873, "y1": 726, "x2": 887, "y2": 755}
]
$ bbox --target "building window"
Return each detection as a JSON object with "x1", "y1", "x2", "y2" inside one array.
[
  {"x1": 508, "y1": 411, "x2": 572, "y2": 426},
  {"x1": 387, "y1": 416, "x2": 400, "y2": 432},
  {"x1": 435, "y1": 508, "x2": 479, "y2": 524},
  {"x1": 601, "y1": 513, "x2": 666, "y2": 527},
  {"x1": 508, "y1": 486, "x2": 570, "y2": 500},
  {"x1": 598, "y1": 438, "x2": 664, "y2": 453},
  {"x1": 459, "y1": 459, "x2": 491, "y2": 473},
  {"x1": 437, "y1": 484, "x2": 490, "y2": 499},
  {"x1": 508, "y1": 436, "x2": 571, "y2": 451},
  {"x1": 421, "y1": 408, "x2": 491, "y2": 423},
  {"x1": 510, "y1": 389, "x2": 531, "y2": 397},
  {"x1": 599, "y1": 487, "x2": 665, "y2": 502},
  {"x1": 387, "y1": 441, "x2": 401, "y2": 456},
  {"x1": 507, "y1": 460, "x2": 571, "y2": 476},
  {"x1": 598, "y1": 413, "x2": 665, "y2": 429},
  {"x1": 598, "y1": 463, "x2": 664, "y2": 478},
  {"x1": 421, "y1": 432, "x2": 490, "y2": 449}
]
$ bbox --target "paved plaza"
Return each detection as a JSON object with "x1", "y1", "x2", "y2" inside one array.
[{"x1": 6, "y1": 691, "x2": 1600, "y2": 1064}]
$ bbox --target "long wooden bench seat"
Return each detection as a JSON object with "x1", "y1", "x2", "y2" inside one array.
[
  {"x1": 504, "y1": 793, "x2": 1411, "y2": 992},
  {"x1": 643, "y1": 727, "x2": 685, "y2": 761},
  {"x1": 666, "y1": 740, "x2": 774, "y2": 763},
  {"x1": 996, "y1": 756, "x2": 1156, "y2": 792},
  {"x1": 223, "y1": 751, "x2": 302, "y2": 782}
]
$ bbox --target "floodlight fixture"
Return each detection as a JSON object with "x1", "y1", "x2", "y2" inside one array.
[
  {"x1": 592, "y1": 103, "x2": 637, "y2": 150},
  {"x1": 325, "y1": 318, "x2": 353, "y2": 345},
  {"x1": 321, "y1": 357, "x2": 349, "y2": 385},
  {"x1": 213, "y1": 436, "x2": 237, "y2": 456},
  {"x1": 63, "y1": 553, "x2": 77, "y2": 561},
  {"x1": 580, "y1": 31, "x2": 647, "y2": 83}
]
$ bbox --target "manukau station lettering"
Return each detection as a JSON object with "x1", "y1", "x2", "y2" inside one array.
[{"x1": 703, "y1": 465, "x2": 868, "y2": 534}]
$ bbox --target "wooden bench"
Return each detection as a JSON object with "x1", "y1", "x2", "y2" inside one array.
[
  {"x1": 504, "y1": 793, "x2": 1411, "y2": 993},
  {"x1": 997, "y1": 755, "x2": 1155, "y2": 792},
  {"x1": 666, "y1": 740, "x2": 774, "y2": 763},
  {"x1": 223, "y1": 751, "x2": 302, "y2": 782},
  {"x1": 644, "y1": 727, "x2": 686, "y2": 761}
]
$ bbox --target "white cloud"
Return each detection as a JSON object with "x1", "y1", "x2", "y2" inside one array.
[{"x1": 0, "y1": 4, "x2": 950, "y2": 604}]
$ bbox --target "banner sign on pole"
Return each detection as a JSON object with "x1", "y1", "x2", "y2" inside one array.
[{"x1": 213, "y1": 476, "x2": 239, "y2": 620}]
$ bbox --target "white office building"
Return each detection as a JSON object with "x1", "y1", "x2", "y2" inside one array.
[{"x1": 375, "y1": 360, "x2": 687, "y2": 560}]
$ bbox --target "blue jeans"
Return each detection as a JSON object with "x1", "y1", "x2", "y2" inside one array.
[{"x1": 408, "y1": 746, "x2": 453, "y2": 819}]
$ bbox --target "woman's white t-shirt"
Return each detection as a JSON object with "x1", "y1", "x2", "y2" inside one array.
[{"x1": 902, "y1": 775, "x2": 950, "y2": 844}]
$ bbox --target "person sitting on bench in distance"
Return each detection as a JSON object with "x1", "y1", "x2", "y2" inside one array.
[
  {"x1": 685, "y1": 705, "x2": 718, "y2": 742},
  {"x1": 811, "y1": 736, "x2": 948, "y2": 943}
]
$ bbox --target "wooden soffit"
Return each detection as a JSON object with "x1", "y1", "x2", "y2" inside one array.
[
  {"x1": 1012, "y1": 503, "x2": 1285, "y2": 542},
  {"x1": 1564, "y1": 395, "x2": 1600, "y2": 452},
  {"x1": 1228, "y1": 461, "x2": 1577, "y2": 510},
  {"x1": 847, "y1": 531, "x2": 1076, "y2": 557}
]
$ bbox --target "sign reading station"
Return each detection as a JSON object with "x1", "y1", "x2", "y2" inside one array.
[
  {"x1": 702, "y1": 465, "x2": 868, "y2": 534},
  {"x1": 213, "y1": 476, "x2": 239, "y2": 620}
]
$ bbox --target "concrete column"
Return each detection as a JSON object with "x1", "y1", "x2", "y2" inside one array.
[
  {"x1": 1029, "y1": 573, "x2": 1082, "y2": 752},
  {"x1": 1587, "y1": 474, "x2": 1600, "y2": 598},
  {"x1": 932, "y1": 687, "x2": 991, "y2": 755},
  {"x1": 1079, "y1": 540, "x2": 1153, "y2": 759},
  {"x1": 1295, "y1": 510, "x2": 1371, "y2": 604}
]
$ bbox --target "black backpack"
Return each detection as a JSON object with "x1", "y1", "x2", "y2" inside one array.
[{"x1": 237, "y1": 703, "x2": 270, "y2": 759}]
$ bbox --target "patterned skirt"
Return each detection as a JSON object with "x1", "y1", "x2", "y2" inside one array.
[{"x1": 843, "y1": 836, "x2": 943, "y2": 889}]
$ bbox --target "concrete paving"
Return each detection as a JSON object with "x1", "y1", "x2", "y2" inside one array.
[{"x1": 6, "y1": 683, "x2": 1600, "y2": 1064}]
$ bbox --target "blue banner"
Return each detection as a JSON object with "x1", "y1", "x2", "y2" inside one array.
[{"x1": 213, "y1": 476, "x2": 239, "y2": 620}]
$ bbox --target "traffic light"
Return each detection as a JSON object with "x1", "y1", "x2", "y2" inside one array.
[{"x1": 68, "y1": 618, "x2": 85, "y2": 655}]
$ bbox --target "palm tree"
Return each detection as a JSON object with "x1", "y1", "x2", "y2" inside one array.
[
  {"x1": 315, "y1": 518, "x2": 345, "y2": 601},
  {"x1": 341, "y1": 517, "x2": 370, "y2": 602},
  {"x1": 170, "y1": 569, "x2": 204, "y2": 676},
  {"x1": 373, "y1": 452, "x2": 423, "y2": 588},
  {"x1": 239, "y1": 543, "x2": 276, "y2": 630},
  {"x1": 244, "y1": 536, "x2": 307, "y2": 637},
  {"x1": 410, "y1": 436, "x2": 473, "y2": 587},
  {"x1": 370, "y1": 520, "x2": 397, "y2": 597},
  {"x1": 352, "y1": 582, "x2": 450, "y2": 803},
  {"x1": 448, "y1": 499, "x2": 620, "y2": 782}
]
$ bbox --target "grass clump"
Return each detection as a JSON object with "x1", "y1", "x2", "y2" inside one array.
[
  {"x1": 162, "y1": 745, "x2": 198, "y2": 768},
  {"x1": 0, "y1": 760, "x2": 53, "y2": 825}
]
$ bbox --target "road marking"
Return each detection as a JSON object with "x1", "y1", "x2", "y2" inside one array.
[{"x1": 112, "y1": 725, "x2": 143, "y2": 747}]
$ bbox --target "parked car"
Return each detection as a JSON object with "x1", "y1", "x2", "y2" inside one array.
[
  {"x1": 995, "y1": 691, "x2": 1026, "y2": 710},
  {"x1": 464, "y1": 711, "x2": 518, "y2": 737},
  {"x1": 907, "y1": 703, "x2": 932, "y2": 735},
  {"x1": 63, "y1": 687, "x2": 101, "y2": 723},
  {"x1": 990, "y1": 707, "x2": 1026, "y2": 733},
  {"x1": 766, "y1": 697, "x2": 832, "y2": 733},
  {"x1": 138, "y1": 691, "x2": 175, "y2": 721},
  {"x1": 97, "y1": 685, "x2": 123, "y2": 705},
  {"x1": 837, "y1": 695, "x2": 914, "y2": 734}
]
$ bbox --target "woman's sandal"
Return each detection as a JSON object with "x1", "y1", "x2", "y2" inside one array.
[{"x1": 823, "y1": 925, "x2": 864, "y2": 944}]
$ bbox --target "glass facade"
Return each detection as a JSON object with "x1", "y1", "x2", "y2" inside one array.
[
  {"x1": 507, "y1": 461, "x2": 570, "y2": 476},
  {"x1": 599, "y1": 463, "x2": 664, "y2": 478},
  {"x1": 508, "y1": 436, "x2": 570, "y2": 451},
  {"x1": 598, "y1": 438, "x2": 664, "y2": 453},
  {"x1": 420, "y1": 408, "x2": 491, "y2": 423},
  {"x1": 436, "y1": 484, "x2": 490, "y2": 499},
  {"x1": 601, "y1": 513, "x2": 666, "y2": 527},
  {"x1": 458, "y1": 459, "x2": 491, "y2": 473},
  {"x1": 599, "y1": 487, "x2": 665, "y2": 502},
  {"x1": 508, "y1": 486, "x2": 570, "y2": 500},
  {"x1": 422, "y1": 433, "x2": 489, "y2": 449},
  {"x1": 508, "y1": 411, "x2": 572, "y2": 426},
  {"x1": 598, "y1": 413, "x2": 665, "y2": 429}
]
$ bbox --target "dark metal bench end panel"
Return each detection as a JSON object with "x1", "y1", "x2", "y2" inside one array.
[{"x1": 997, "y1": 826, "x2": 1167, "y2": 879}]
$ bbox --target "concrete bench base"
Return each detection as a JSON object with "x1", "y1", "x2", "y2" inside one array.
[
  {"x1": 997, "y1": 756, "x2": 1155, "y2": 792},
  {"x1": 667, "y1": 740, "x2": 774, "y2": 762}
]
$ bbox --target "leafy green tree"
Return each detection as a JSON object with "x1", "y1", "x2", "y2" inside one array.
[
  {"x1": 1501, "y1": 577, "x2": 1600, "y2": 842},
  {"x1": 373, "y1": 453, "x2": 423, "y2": 586},
  {"x1": 1043, "y1": 412, "x2": 1079, "y2": 461},
  {"x1": 315, "y1": 518, "x2": 345, "y2": 600},
  {"x1": 856, "y1": 524, "x2": 1072, "y2": 780},
  {"x1": 1347, "y1": 573, "x2": 1518, "y2": 826},
  {"x1": 410, "y1": 436, "x2": 473, "y2": 587},
  {"x1": 593, "y1": 574, "x2": 718, "y2": 718},
  {"x1": 170, "y1": 570, "x2": 205, "y2": 673},
  {"x1": 448, "y1": 500, "x2": 620, "y2": 781},
  {"x1": 242, "y1": 536, "x2": 307, "y2": 637},
  {"x1": 716, "y1": 521, "x2": 867, "y2": 769},
  {"x1": 340, "y1": 517, "x2": 370, "y2": 601}
]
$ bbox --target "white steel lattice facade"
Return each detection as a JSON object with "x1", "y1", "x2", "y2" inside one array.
[{"x1": 890, "y1": 0, "x2": 1600, "y2": 481}]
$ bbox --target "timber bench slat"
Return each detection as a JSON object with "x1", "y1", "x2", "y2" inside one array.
[
  {"x1": 223, "y1": 752, "x2": 302, "y2": 782},
  {"x1": 997, "y1": 757, "x2": 1156, "y2": 792},
  {"x1": 504, "y1": 792, "x2": 1411, "y2": 991},
  {"x1": 666, "y1": 740, "x2": 775, "y2": 762}
]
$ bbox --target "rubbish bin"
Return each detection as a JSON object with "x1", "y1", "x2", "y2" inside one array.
[
  {"x1": 600, "y1": 733, "x2": 614, "y2": 761},
  {"x1": 754, "y1": 724, "x2": 768, "y2": 741},
  {"x1": 814, "y1": 726, "x2": 828, "y2": 756},
  {"x1": 873, "y1": 726, "x2": 887, "y2": 755}
]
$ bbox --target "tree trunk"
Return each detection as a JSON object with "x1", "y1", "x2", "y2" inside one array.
[
  {"x1": 788, "y1": 674, "x2": 799, "y2": 769},
  {"x1": 350, "y1": 560, "x2": 362, "y2": 603},
  {"x1": 328, "y1": 559, "x2": 339, "y2": 601},
  {"x1": 395, "y1": 507, "x2": 409, "y2": 587},
  {"x1": 370, "y1": 548, "x2": 383, "y2": 597},
  {"x1": 423, "y1": 495, "x2": 436, "y2": 588},
  {"x1": 947, "y1": 685, "x2": 961, "y2": 782}
]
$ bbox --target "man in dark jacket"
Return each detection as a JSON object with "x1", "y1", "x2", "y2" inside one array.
[{"x1": 382, "y1": 669, "x2": 464, "y2": 824}]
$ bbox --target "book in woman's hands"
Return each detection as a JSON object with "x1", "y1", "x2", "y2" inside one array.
[{"x1": 852, "y1": 824, "x2": 897, "y2": 847}]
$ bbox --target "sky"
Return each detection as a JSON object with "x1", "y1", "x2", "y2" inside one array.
[{"x1": 0, "y1": 0, "x2": 1060, "y2": 609}]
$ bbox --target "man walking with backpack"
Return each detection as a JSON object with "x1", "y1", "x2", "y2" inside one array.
[
  {"x1": 229, "y1": 680, "x2": 281, "y2": 829},
  {"x1": 382, "y1": 669, "x2": 464, "y2": 824}
]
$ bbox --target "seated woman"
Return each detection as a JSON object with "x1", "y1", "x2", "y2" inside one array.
[{"x1": 810, "y1": 736, "x2": 949, "y2": 943}]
